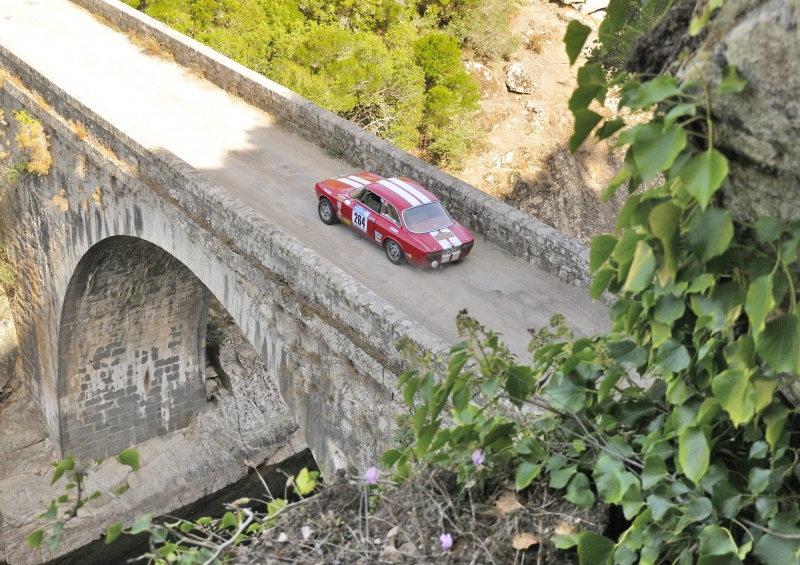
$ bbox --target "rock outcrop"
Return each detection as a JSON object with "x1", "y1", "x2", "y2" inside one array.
[{"x1": 630, "y1": 0, "x2": 800, "y2": 223}]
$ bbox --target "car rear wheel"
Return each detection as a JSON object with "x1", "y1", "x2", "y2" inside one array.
[
  {"x1": 318, "y1": 198, "x2": 338, "y2": 225},
  {"x1": 384, "y1": 239, "x2": 405, "y2": 265}
]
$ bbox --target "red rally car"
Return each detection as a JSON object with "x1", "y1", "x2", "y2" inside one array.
[{"x1": 314, "y1": 172, "x2": 474, "y2": 269}]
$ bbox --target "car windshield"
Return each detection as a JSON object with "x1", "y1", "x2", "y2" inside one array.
[{"x1": 402, "y1": 202, "x2": 454, "y2": 233}]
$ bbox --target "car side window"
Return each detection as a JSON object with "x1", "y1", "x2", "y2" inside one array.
[
  {"x1": 360, "y1": 190, "x2": 382, "y2": 213},
  {"x1": 380, "y1": 200, "x2": 401, "y2": 225},
  {"x1": 349, "y1": 187, "x2": 365, "y2": 200}
]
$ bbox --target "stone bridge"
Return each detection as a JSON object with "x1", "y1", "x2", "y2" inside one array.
[{"x1": 0, "y1": 0, "x2": 608, "y2": 561}]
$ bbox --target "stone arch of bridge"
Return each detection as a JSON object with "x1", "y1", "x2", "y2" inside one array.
[{"x1": 56, "y1": 235, "x2": 211, "y2": 459}]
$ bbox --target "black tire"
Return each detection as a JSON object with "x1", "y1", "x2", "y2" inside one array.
[
  {"x1": 318, "y1": 198, "x2": 338, "y2": 225},
  {"x1": 384, "y1": 238, "x2": 405, "y2": 265}
]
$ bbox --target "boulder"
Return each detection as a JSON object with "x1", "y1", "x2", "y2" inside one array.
[{"x1": 504, "y1": 62, "x2": 535, "y2": 94}]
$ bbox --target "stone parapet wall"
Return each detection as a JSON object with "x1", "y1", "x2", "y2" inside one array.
[{"x1": 70, "y1": 0, "x2": 600, "y2": 298}]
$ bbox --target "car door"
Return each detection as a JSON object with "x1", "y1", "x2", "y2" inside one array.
[
  {"x1": 374, "y1": 199, "x2": 401, "y2": 248},
  {"x1": 350, "y1": 189, "x2": 380, "y2": 240}
]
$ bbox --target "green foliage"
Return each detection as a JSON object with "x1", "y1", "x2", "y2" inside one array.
[
  {"x1": 381, "y1": 4, "x2": 800, "y2": 564},
  {"x1": 30, "y1": 454, "x2": 321, "y2": 564},
  {"x1": 206, "y1": 317, "x2": 227, "y2": 350},
  {"x1": 585, "y1": 0, "x2": 672, "y2": 76},
  {"x1": 27, "y1": 453, "x2": 139, "y2": 554},
  {"x1": 140, "y1": 0, "x2": 493, "y2": 168},
  {"x1": 445, "y1": 0, "x2": 520, "y2": 60}
]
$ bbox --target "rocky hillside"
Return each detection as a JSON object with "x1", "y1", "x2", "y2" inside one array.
[{"x1": 458, "y1": 0, "x2": 627, "y2": 245}]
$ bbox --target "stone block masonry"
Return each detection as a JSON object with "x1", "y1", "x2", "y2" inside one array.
[
  {"x1": 58, "y1": 236, "x2": 209, "y2": 460},
  {"x1": 70, "y1": 0, "x2": 603, "y2": 300}
]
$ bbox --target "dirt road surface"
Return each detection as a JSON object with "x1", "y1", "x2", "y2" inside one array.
[{"x1": 0, "y1": 0, "x2": 609, "y2": 357}]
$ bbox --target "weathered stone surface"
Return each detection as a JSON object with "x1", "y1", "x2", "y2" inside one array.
[
  {"x1": 699, "y1": 0, "x2": 800, "y2": 223},
  {"x1": 59, "y1": 237, "x2": 209, "y2": 460},
  {"x1": 633, "y1": 0, "x2": 800, "y2": 223},
  {"x1": 504, "y1": 62, "x2": 535, "y2": 94},
  {"x1": 0, "y1": 296, "x2": 15, "y2": 396}
]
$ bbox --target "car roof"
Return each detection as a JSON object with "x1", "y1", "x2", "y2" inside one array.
[
  {"x1": 365, "y1": 177, "x2": 439, "y2": 213},
  {"x1": 324, "y1": 173, "x2": 439, "y2": 213}
]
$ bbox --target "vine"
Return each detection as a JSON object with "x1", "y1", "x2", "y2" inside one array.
[{"x1": 381, "y1": 1, "x2": 800, "y2": 563}]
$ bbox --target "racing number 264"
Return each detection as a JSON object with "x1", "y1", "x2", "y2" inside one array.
[{"x1": 352, "y1": 206, "x2": 369, "y2": 233}]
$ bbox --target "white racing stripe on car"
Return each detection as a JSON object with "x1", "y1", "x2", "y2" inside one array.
[
  {"x1": 347, "y1": 175, "x2": 371, "y2": 186},
  {"x1": 429, "y1": 230, "x2": 452, "y2": 250},
  {"x1": 390, "y1": 178, "x2": 432, "y2": 204},
  {"x1": 336, "y1": 176, "x2": 364, "y2": 188},
  {"x1": 378, "y1": 179, "x2": 422, "y2": 207}
]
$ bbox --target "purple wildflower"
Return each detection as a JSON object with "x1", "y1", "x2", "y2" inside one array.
[
  {"x1": 472, "y1": 449, "x2": 485, "y2": 466},
  {"x1": 440, "y1": 533, "x2": 453, "y2": 551},
  {"x1": 364, "y1": 466, "x2": 379, "y2": 485}
]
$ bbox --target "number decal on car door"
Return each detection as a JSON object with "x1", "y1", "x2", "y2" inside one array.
[{"x1": 352, "y1": 204, "x2": 370, "y2": 233}]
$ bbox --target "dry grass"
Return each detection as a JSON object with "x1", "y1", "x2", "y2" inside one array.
[
  {"x1": 230, "y1": 468, "x2": 607, "y2": 564},
  {"x1": 127, "y1": 31, "x2": 174, "y2": 61},
  {"x1": 68, "y1": 119, "x2": 88, "y2": 140},
  {"x1": 14, "y1": 111, "x2": 51, "y2": 176}
]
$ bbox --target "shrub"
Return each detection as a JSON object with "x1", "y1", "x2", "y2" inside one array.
[{"x1": 13, "y1": 110, "x2": 51, "y2": 176}]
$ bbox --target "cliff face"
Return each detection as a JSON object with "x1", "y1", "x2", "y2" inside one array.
[{"x1": 632, "y1": 0, "x2": 800, "y2": 222}]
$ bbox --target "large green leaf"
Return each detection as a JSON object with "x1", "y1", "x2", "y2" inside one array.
[
  {"x1": 130, "y1": 514, "x2": 152, "y2": 535},
  {"x1": 546, "y1": 373, "x2": 586, "y2": 412},
  {"x1": 753, "y1": 516, "x2": 800, "y2": 564},
  {"x1": 711, "y1": 369, "x2": 753, "y2": 427},
  {"x1": 679, "y1": 426, "x2": 710, "y2": 485},
  {"x1": 564, "y1": 20, "x2": 592, "y2": 65},
  {"x1": 629, "y1": 76, "x2": 680, "y2": 110},
  {"x1": 642, "y1": 454, "x2": 668, "y2": 489},
  {"x1": 688, "y1": 207, "x2": 734, "y2": 263},
  {"x1": 570, "y1": 109, "x2": 603, "y2": 152},
  {"x1": 577, "y1": 531, "x2": 615, "y2": 565},
  {"x1": 680, "y1": 149, "x2": 729, "y2": 210},
  {"x1": 106, "y1": 522, "x2": 123, "y2": 544},
  {"x1": 763, "y1": 404, "x2": 789, "y2": 452},
  {"x1": 590, "y1": 234, "x2": 618, "y2": 272},
  {"x1": 569, "y1": 85, "x2": 603, "y2": 112},
  {"x1": 631, "y1": 124, "x2": 687, "y2": 183},
  {"x1": 655, "y1": 338, "x2": 691, "y2": 373},
  {"x1": 116, "y1": 448, "x2": 140, "y2": 471},
  {"x1": 755, "y1": 217, "x2": 782, "y2": 243},
  {"x1": 757, "y1": 313, "x2": 800, "y2": 375},
  {"x1": 591, "y1": 266, "x2": 616, "y2": 300},
  {"x1": 516, "y1": 461, "x2": 542, "y2": 491},
  {"x1": 698, "y1": 525, "x2": 737, "y2": 558},
  {"x1": 649, "y1": 201, "x2": 681, "y2": 279},
  {"x1": 566, "y1": 473, "x2": 596, "y2": 509},
  {"x1": 606, "y1": 339, "x2": 648, "y2": 369},
  {"x1": 664, "y1": 103, "x2": 697, "y2": 128},
  {"x1": 746, "y1": 275, "x2": 775, "y2": 337},
  {"x1": 27, "y1": 530, "x2": 44, "y2": 550},
  {"x1": 654, "y1": 293, "x2": 685, "y2": 325},
  {"x1": 623, "y1": 240, "x2": 656, "y2": 294},
  {"x1": 596, "y1": 118, "x2": 626, "y2": 140}
]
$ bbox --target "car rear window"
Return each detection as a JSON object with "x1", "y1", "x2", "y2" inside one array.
[{"x1": 402, "y1": 202, "x2": 454, "y2": 233}]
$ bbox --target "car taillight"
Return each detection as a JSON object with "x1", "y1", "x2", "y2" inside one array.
[{"x1": 461, "y1": 241, "x2": 474, "y2": 253}]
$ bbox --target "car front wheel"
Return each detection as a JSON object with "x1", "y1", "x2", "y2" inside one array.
[
  {"x1": 384, "y1": 239, "x2": 405, "y2": 265},
  {"x1": 318, "y1": 198, "x2": 338, "y2": 225}
]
